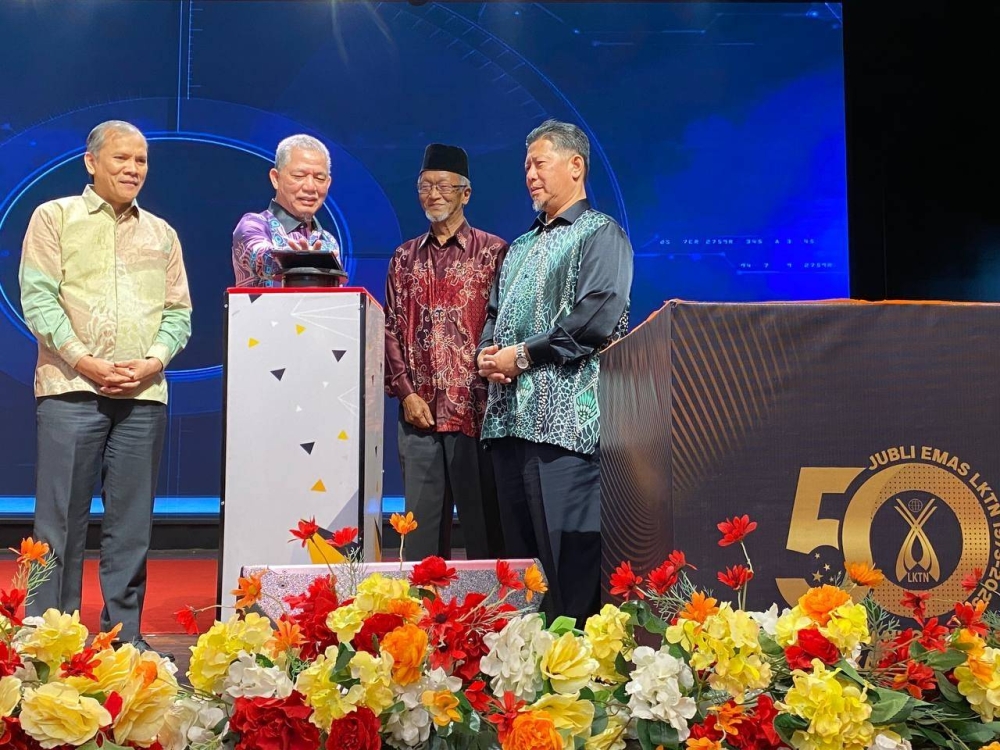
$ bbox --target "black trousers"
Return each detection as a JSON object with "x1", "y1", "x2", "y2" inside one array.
[
  {"x1": 397, "y1": 414, "x2": 504, "y2": 561},
  {"x1": 490, "y1": 437, "x2": 602, "y2": 625}
]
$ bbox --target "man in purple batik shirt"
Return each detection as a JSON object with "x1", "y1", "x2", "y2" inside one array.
[{"x1": 232, "y1": 134, "x2": 341, "y2": 287}]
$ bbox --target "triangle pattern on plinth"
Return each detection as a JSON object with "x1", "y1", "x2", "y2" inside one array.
[
  {"x1": 332, "y1": 350, "x2": 346, "y2": 362},
  {"x1": 270, "y1": 368, "x2": 285, "y2": 381},
  {"x1": 248, "y1": 338, "x2": 259, "y2": 348},
  {"x1": 248, "y1": 294, "x2": 262, "y2": 303},
  {"x1": 300, "y1": 442, "x2": 315, "y2": 455},
  {"x1": 311, "y1": 479, "x2": 326, "y2": 492},
  {"x1": 296, "y1": 324, "x2": 306, "y2": 335},
  {"x1": 338, "y1": 430, "x2": 349, "y2": 441}
]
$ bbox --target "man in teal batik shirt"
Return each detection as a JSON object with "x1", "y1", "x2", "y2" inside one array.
[{"x1": 478, "y1": 120, "x2": 633, "y2": 624}]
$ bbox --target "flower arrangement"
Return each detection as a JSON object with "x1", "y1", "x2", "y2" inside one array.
[
  {"x1": 12, "y1": 507, "x2": 1000, "y2": 750},
  {"x1": 166, "y1": 511, "x2": 1000, "y2": 750},
  {"x1": 0, "y1": 538, "x2": 179, "y2": 750}
]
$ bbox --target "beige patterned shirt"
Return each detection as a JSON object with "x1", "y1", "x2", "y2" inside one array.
[{"x1": 19, "y1": 185, "x2": 192, "y2": 404}]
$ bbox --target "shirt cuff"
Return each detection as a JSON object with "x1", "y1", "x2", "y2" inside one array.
[
  {"x1": 60, "y1": 340, "x2": 92, "y2": 369},
  {"x1": 145, "y1": 342, "x2": 173, "y2": 369},
  {"x1": 392, "y1": 378, "x2": 416, "y2": 400},
  {"x1": 524, "y1": 332, "x2": 553, "y2": 366}
]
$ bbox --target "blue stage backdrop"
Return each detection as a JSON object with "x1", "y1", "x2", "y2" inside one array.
[{"x1": 0, "y1": 2, "x2": 846, "y2": 518}]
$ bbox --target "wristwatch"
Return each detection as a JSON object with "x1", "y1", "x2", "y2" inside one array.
[{"x1": 515, "y1": 343, "x2": 531, "y2": 371}]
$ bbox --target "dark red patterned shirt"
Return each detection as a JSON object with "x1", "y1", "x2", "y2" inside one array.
[{"x1": 385, "y1": 222, "x2": 507, "y2": 437}]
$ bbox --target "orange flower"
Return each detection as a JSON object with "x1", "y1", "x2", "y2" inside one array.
[
  {"x1": 13, "y1": 537, "x2": 49, "y2": 564},
  {"x1": 232, "y1": 570, "x2": 265, "y2": 610},
  {"x1": 679, "y1": 591, "x2": 720, "y2": 624},
  {"x1": 386, "y1": 598, "x2": 424, "y2": 624},
  {"x1": 709, "y1": 701, "x2": 745, "y2": 735},
  {"x1": 524, "y1": 564, "x2": 548, "y2": 603},
  {"x1": 390, "y1": 511, "x2": 419, "y2": 536},
  {"x1": 421, "y1": 689, "x2": 462, "y2": 727},
  {"x1": 845, "y1": 561, "x2": 884, "y2": 587},
  {"x1": 268, "y1": 618, "x2": 305, "y2": 653},
  {"x1": 136, "y1": 660, "x2": 159, "y2": 688},
  {"x1": 687, "y1": 740, "x2": 723, "y2": 750},
  {"x1": 954, "y1": 626, "x2": 987, "y2": 660},
  {"x1": 799, "y1": 584, "x2": 851, "y2": 626},
  {"x1": 502, "y1": 711, "x2": 562, "y2": 750},
  {"x1": 91, "y1": 623, "x2": 123, "y2": 652},
  {"x1": 381, "y1": 623, "x2": 428, "y2": 686}
]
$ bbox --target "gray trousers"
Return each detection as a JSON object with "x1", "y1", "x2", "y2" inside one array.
[
  {"x1": 397, "y1": 414, "x2": 504, "y2": 561},
  {"x1": 28, "y1": 393, "x2": 166, "y2": 641}
]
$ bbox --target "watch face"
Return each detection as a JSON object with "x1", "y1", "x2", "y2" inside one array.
[{"x1": 516, "y1": 356, "x2": 529, "y2": 370}]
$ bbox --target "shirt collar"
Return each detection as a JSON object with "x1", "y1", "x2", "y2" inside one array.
[
  {"x1": 269, "y1": 199, "x2": 323, "y2": 234},
  {"x1": 530, "y1": 198, "x2": 591, "y2": 231},
  {"x1": 82, "y1": 184, "x2": 140, "y2": 218},
  {"x1": 418, "y1": 219, "x2": 471, "y2": 250}
]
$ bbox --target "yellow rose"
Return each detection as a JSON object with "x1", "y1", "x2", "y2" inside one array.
[
  {"x1": 354, "y1": 574, "x2": 413, "y2": 613},
  {"x1": 540, "y1": 633, "x2": 599, "y2": 695},
  {"x1": 295, "y1": 649, "x2": 364, "y2": 729},
  {"x1": 188, "y1": 613, "x2": 273, "y2": 693},
  {"x1": 114, "y1": 652, "x2": 179, "y2": 746},
  {"x1": 63, "y1": 645, "x2": 136, "y2": 695},
  {"x1": 585, "y1": 605, "x2": 631, "y2": 684},
  {"x1": 380, "y1": 624, "x2": 427, "y2": 686},
  {"x1": 327, "y1": 604, "x2": 366, "y2": 643},
  {"x1": 349, "y1": 651, "x2": 395, "y2": 715},
  {"x1": 584, "y1": 712, "x2": 628, "y2": 750},
  {"x1": 421, "y1": 689, "x2": 462, "y2": 727},
  {"x1": 19, "y1": 683, "x2": 111, "y2": 749},
  {"x1": 17, "y1": 609, "x2": 88, "y2": 669},
  {"x1": 0, "y1": 676, "x2": 21, "y2": 718},
  {"x1": 531, "y1": 693, "x2": 595, "y2": 747}
]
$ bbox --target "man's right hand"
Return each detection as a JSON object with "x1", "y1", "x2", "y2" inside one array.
[
  {"x1": 287, "y1": 236, "x2": 323, "y2": 253},
  {"x1": 75, "y1": 356, "x2": 132, "y2": 389},
  {"x1": 402, "y1": 393, "x2": 435, "y2": 430}
]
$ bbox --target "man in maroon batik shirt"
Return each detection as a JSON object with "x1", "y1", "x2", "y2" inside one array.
[{"x1": 384, "y1": 144, "x2": 506, "y2": 561}]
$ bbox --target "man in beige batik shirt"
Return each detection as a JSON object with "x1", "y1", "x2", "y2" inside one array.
[{"x1": 18, "y1": 120, "x2": 192, "y2": 652}]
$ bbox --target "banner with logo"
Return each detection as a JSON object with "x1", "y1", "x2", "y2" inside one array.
[{"x1": 600, "y1": 300, "x2": 1000, "y2": 619}]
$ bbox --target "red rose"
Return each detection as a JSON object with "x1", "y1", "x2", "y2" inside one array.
[
  {"x1": 0, "y1": 717, "x2": 45, "y2": 750},
  {"x1": 326, "y1": 707, "x2": 380, "y2": 750},
  {"x1": 230, "y1": 692, "x2": 319, "y2": 750},
  {"x1": 283, "y1": 575, "x2": 340, "y2": 660},
  {"x1": 410, "y1": 556, "x2": 458, "y2": 588},
  {"x1": 784, "y1": 628, "x2": 840, "y2": 670},
  {"x1": 352, "y1": 613, "x2": 404, "y2": 654}
]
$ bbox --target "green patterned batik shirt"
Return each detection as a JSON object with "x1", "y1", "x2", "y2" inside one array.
[{"x1": 481, "y1": 201, "x2": 631, "y2": 455}]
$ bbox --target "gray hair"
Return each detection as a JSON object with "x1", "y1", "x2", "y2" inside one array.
[
  {"x1": 275, "y1": 134, "x2": 331, "y2": 171},
  {"x1": 526, "y1": 119, "x2": 590, "y2": 178},
  {"x1": 86, "y1": 121, "x2": 146, "y2": 155}
]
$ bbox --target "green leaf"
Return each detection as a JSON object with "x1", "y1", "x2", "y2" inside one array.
[
  {"x1": 615, "y1": 651, "x2": 631, "y2": 678},
  {"x1": 924, "y1": 648, "x2": 968, "y2": 672},
  {"x1": 636, "y1": 719, "x2": 679, "y2": 750},
  {"x1": 333, "y1": 643, "x2": 354, "y2": 673},
  {"x1": 773, "y1": 713, "x2": 809, "y2": 745},
  {"x1": 911, "y1": 725, "x2": 950, "y2": 748},
  {"x1": 548, "y1": 616, "x2": 579, "y2": 635},
  {"x1": 834, "y1": 659, "x2": 866, "y2": 686},
  {"x1": 612, "y1": 683, "x2": 629, "y2": 705},
  {"x1": 759, "y1": 633, "x2": 784, "y2": 657},
  {"x1": 936, "y1": 671, "x2": 964, "y2": 703},
  {"x1": 951, "y1": 721, "x2": 1000, "y2": 744},
  {"x1": 34, "y1": 661, "x2": 50, "y2": 683},
  {"x1": 254, "y1": 653, "x2": 275, "y2": 669},
  {"x1": 868, "y1": 687, "x2": 913, "y2": 725},
  {"x1": 591, "y1": 703, "x2": 608, "y2": 736}
]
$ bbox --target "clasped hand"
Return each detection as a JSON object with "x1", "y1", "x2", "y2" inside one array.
[
  {"x1": 75, "y1": 356, "x2": 163, "y2": 395},
  {"x1": 477, "y1": 345, "x2": 520, "y2": 384}
]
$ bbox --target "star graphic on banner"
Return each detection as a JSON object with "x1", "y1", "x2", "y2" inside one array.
[{"x1": 810, "y1": 547, "x2": 844, "y2": 585}]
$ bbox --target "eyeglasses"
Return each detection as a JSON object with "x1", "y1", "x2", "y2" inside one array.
[{"x1": 417, "y1": 182, "x2": 465, "y2": 196}]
